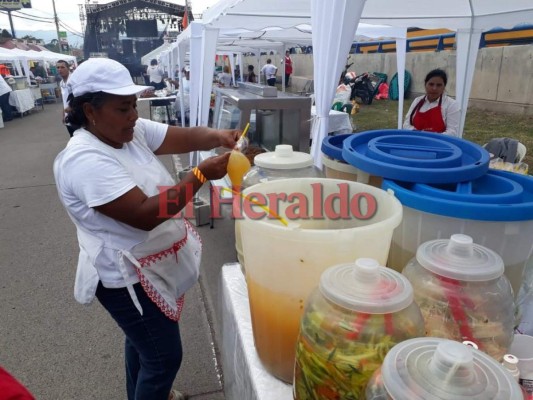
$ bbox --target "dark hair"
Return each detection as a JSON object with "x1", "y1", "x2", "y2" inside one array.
[
  {"x1": 425, "y1": 69, "x2": 447, "y2": 86},
  {"x1": 247, "y1": 64, "x2": 254, "y2": 71},
  {"x1": 266, "y1": 58, "x2": 271, "y2": 64},
  {"x1": 150, "y1": 59, "x2": 157, "y2": 66},
  {"x1": 56, "y1": 60, "x2": 69, "y2": 68},
  {"x1": 65, "y1": 91, "x2": 115, "y2": 127}
]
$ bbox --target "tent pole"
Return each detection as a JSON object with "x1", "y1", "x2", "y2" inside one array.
[{"x1": 7, "y1": 11, "x2": 16, "y2": 38}]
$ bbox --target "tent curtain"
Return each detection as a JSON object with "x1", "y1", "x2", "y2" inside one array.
[
  {"x1": 189, "y1": 22, "x2": 204, "y2": 166},
  {"x1": 177, "y1": 43, "x2": 187, "y2": 128},
  {"x1": 238, "y1": 53, "x2": 243, "y2": 82},
  {"x1": 456, "y1": 28, "x2": 483, "y2": 137},
  {"x1": 310, "y1": 0, "x2": 367, "y2": 168},
  {"x1": 395, "y1": 37, "x2": 407, "y2": 129},
  {"x1": 189, "y1": 22, "x2": 204, "y2": 129},
  {"x1": 199, "y1": 27, "x2": 219, "y2": 127}
]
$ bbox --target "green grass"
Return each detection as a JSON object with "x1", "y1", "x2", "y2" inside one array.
[{"x1": 350, "y1": 99, "x2": 533, "y2": 169}]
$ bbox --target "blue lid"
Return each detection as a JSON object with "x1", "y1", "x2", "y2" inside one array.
[
  {"x1": 382, "y1": 169, "x2": 533, "y2": 221},
  {"x1": 321, "y1": 134, "x2": 353, "y2": 161},
  {"x1": 342, "y1": 130, "x2": 490, "y2": 183}
]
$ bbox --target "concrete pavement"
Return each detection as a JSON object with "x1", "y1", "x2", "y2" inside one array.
[{"x1": 0, "y1": 101, "x2": 234, "y2": 399}]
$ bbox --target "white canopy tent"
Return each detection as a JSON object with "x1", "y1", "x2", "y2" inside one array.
[
  {"x1": 0, "y1": 48, "x2": 27, "y2": 78},
  {"x1": 199, "y1": 0, "x2": 533, "y2": 166},
  {"x1": 0, "y1": 46, "x2": 77, "y2": 87},
  {"x1": 175, "y1": 18, "x2": 406, "y2": 144}
]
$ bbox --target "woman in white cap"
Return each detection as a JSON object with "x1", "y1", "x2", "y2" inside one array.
[{"x1": 53, "y1": 58, "x2": 239, "y2": 400}]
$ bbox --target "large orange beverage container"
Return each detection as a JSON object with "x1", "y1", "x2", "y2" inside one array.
[{"x1": 239, "y1": 178, "x2": 403, "y2": 382}]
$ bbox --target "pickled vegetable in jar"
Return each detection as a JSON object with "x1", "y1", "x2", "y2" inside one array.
[
  {"x1": 402, "y1": 234, "x2": 515, "y2": 360},
  {"x1": 294, "y1": 258, "x2": 424, "y2": 400},
  {"x1": 366, "y1": 338, "x2": 524, "y2": 400}
]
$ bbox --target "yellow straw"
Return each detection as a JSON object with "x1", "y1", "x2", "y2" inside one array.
[
  {"x1": 222, "y1": 187, "x2": 289, "y2": 226},
  {"x1": 239, "y1": 122, "x2": 250, "y2": 141}
]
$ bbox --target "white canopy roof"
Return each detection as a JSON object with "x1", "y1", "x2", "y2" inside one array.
[
  {"x1": 167, "y1": 18, "x2": 406, "y2": 139},
  {"x1": 191, "y1": 0, "x2": 533, "y2": 167}
]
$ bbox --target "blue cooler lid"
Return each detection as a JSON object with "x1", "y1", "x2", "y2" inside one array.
[
  {"x1": 321, "y1": 134, "x2": 353, "y2": 161},
  {"x1": 382, "y1": 170, "x2": 533, "y2": 221},
  {"x1": 342, "y1": 130, "x2": 490, "y2": 183}
]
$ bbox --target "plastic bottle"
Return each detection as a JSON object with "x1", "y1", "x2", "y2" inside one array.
[{"x1": 503, "y1": 354, "x2": 521, "y2": 382}]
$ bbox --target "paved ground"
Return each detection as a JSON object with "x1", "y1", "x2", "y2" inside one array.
[{"x1": 0, "y1": 101, "x2": 237, "y2": 399}]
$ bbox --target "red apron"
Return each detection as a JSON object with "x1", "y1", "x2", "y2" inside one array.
[
  {"x1": 410, "y1": 95, "x2": 446, "y2": 133},
  {"x1": 285, "y1": 56, "x2": 293, "y2": 74}
]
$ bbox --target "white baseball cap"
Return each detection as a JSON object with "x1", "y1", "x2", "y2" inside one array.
[{"x1": 68, "y1": 58, "x2": 152, "y2": 97}]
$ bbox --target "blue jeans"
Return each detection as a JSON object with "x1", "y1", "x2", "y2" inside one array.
[{"x1": 96, "y1": 282, "x2": 182, "y2": 400}]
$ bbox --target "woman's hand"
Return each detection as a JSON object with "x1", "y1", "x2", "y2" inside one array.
[
  {"x1": 198, "y1": 152, "x2": 231, "y2": 180},
  {"x1": 217, "y1": 129, "x2": 240, "y2": 149}
]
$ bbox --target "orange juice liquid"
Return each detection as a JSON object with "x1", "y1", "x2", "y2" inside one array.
[
  {"x1": 247, "y1": 277, "x2": 305, "y2": 383},
  {"x1": 227, "y1": 150, "x2": 251, "y2": 188}
]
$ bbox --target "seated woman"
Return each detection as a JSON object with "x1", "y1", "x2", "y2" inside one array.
[{"x1": 403, "y1": 69, "x2": 460, "y2": 136}]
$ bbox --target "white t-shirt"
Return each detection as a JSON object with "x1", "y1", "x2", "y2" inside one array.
[
  {"x1": 403, "y1": 94, "x2": 460, "y2": 137},
  {"x1": 59, "y1": 75, "x2": 70, "y2": 123},
  {"x1": 147, "y1": 65, "x2": 164, "y2": 83},
  {"x1": 218, "y1": 72, "x2": 232, "y2": 87},
  {"x1": 181, "y1": 78, "x2": 190, "y2": 94},
  {"x1": 261, "y1": 63, "x2": 277, "y2": 79},
  {"x1": 53, "y1": 118, "x2": 169, "y2": 288}
]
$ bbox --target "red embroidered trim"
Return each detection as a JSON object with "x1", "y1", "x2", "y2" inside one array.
[
  {"x1": 134, "y1": 221, "x2": 201, "y2": 322},
  {"x1": 184, "y1": 219, "x2": 202, "y2": 245},
  {"x1": 137, "y1": 229, "x2": 188, "y2": 268},
  {"x1": 137, "y1": 269, "x2": 185, "y2": 321}
]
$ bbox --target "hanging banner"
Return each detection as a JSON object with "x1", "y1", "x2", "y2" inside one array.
[
  {"x1": 59, "y1": 31, "x2": 69, "y2": 53},
  {"x1": 0, "y1": 0, "x2": 32, "y2": 9}
]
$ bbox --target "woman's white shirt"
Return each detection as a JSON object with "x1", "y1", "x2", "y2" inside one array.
[
  {"x1": 402, "y1": 94, "x2": 460, "y2": 137},
  {"x1": 147, "y1": 65, "x2": 164, "y2": 83},
  {"x1": 53, "y1": 118, "x2": 171, "y2": 289},
  {"x1": 218, "y1": 72, "x2": 232, "y2": 87}
]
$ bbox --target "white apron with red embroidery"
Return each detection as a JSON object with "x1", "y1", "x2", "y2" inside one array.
[{"x1": 68, "y1": 129, "x2": 202, "y2": 321}]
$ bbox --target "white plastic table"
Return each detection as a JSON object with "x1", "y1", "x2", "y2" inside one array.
[
  {"x1": 9, "y1": 89, "x2": 35, "y2": 116},
  {"x1": 311, "y1": 106, "x2": 353, "y2": 135}
]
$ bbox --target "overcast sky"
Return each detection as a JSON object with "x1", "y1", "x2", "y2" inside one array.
[{"x1": 0, "y1": 0, "x2": 219, "y2": 36}]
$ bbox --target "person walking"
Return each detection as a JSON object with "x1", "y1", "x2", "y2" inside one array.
[
  {"x1": 53, "y1": 58, "x2": 239, "y2": 400},
  {"x1": 57, "y1": 59, "x2": 76, "y2": 137},
  {"x1": 261, "y1": 58, "x2": 278, "y2": 87}
]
